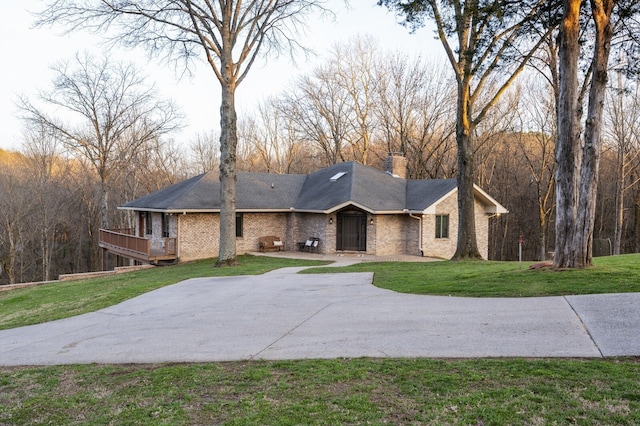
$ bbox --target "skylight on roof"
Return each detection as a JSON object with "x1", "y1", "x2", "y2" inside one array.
[{"x1": 330, "y1": 172, "x2": 346, "y2": 181}]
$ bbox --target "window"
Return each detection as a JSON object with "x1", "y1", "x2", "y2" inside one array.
[
  {"x1": 236, "y1": 213, "x2": 243, "y2": 238},
  {"x1": 435, "y1": 214, "x2": 449, "y2": 239},
  {"x1": 145, "y1": 212, "x2": 153, "y2": 235},
  {"x1": 162, "y1": 214, "x2": 170, "y2": 238}
]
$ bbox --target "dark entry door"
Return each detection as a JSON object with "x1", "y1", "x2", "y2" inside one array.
[{"x1": 337, "y1": 212, "x2": 367, "y2": 251}]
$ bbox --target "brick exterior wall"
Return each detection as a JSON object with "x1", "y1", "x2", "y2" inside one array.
[
  {"x1": 422, "y1": 192, "x2": 458, "y2": 259},
  {"x1": 292, "y1": 213, "x2": 329, "y2": 253},
  {"x1": 474, "y1": 199, "x2": 490, "y2": 259},
  {"x1": 421, "y1": 192, "x2": 489, "y2": 259},
  {"x1": 130, "y1": 191, "x2": 491, "y2": 262},
  {"x1": 177, "y1": 212, "x2": 290, "y2": 261},
  {"x1": 236, "y1": 213, "x2": 288, "y2": 253},
  {"x1": 373, "y1": 215, "x2": 407, "y2": 256},
  {"x1": 178, "y1": 213, "x2": 218, "y2": 261}
]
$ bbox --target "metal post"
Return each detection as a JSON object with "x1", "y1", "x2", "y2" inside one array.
[{"x1": 518, "y1": 231, "x2": 524, "y2": 269}]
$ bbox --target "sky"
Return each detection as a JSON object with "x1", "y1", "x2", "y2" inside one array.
[{"x1": 1, "y1": 0, "x2": 441, "y2": 151}]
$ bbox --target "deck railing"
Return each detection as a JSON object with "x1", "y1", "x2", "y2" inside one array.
[{"x1": 99, "y1": 229, "x2": 176, "y2": 262}]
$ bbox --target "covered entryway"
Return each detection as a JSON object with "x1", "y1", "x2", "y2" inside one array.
[{"x1": 336, "y1": 210, "x2": 367, "y2": 251}]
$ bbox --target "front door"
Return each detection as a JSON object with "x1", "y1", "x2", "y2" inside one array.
[{"x1": 337, "y1": 211, "x2": 367, "y2": 251}]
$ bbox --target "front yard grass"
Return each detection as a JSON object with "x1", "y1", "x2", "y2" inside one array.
[
  {"x1": 0, "y1": 255, "x2": 328, "y2": 331},
  {"x1": 301, "y1": 253, "x2": 640, "y2": 297},
  {"x1": 2, "y1": 255, "x2": 640, "y2": 424},
  {"x1": 2, "y1": 358, "x2": 639, "y2": 425}
]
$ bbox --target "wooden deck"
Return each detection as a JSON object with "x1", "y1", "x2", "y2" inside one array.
[{"x1": 99, "y1": 229, "x2": 177, "y2": 264}]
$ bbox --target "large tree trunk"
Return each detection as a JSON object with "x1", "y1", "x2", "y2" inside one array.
[
  {"x1": 453, "y1": 80, "x2": 481, "y2": 260},
  {"x1": 216, "y1": 75, "x2": 239, "y2": 267},
  {"x1": 554, "y1": 0, "x2": 583, "y2": 268},
  {"x1": 572, "y1": 0, "x2": 613, "y2": 267}
]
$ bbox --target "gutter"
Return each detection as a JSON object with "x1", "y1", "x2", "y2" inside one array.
[{"x1": 406, "y1": 210, "x2": 423, "y2": 257}]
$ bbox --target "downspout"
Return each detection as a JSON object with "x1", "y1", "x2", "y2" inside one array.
[{"x1": 406, "y1": 210, "x2": 423, "y2": 257}]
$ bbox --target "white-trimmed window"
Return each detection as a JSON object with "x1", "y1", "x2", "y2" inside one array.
[{"x1": 435, "y1": 214, "x2": 449, "y2": 239}]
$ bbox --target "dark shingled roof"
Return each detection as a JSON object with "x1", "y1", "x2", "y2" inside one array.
[
  {"x1": 406, "y1": 179, "x2": 458, "y2": 212},
  {"x1": 294, "y1": 162, "x2": 407, "y2": 212},
  {"x1": 121, "y1": 172, "x2": 214, "y2": 211},
  {"x1": 122, "y1": 171, "x2": 306, "y2": 212},
  {"x1": 120, "y1": 161, "x2": 471, "y2": 213}
]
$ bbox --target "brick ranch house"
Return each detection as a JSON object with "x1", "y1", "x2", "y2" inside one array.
[{"x1": 99, "y1": 155, "x2": 508, "y2": 265}]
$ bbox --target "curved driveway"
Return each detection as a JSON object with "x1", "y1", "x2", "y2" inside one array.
[{"x1": 1, "y1": 266, "x2": 639, "y2": 366}]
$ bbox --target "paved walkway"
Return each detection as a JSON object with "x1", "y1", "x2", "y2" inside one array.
[{"x1": 0, "y1": 258, "x2": 638, "y2": 366}]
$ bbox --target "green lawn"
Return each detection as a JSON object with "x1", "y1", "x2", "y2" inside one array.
[
  {"x1": 302, "y1": 253, "x2": 640, "y2": 297},
  {"x1": 0, "y1": 255, "x2": 328, "y2": 331},
  {"x1": 2, "y1": 358, "x2": 639, "y2": 425},
  {"x1": 2, "y1": 255, "x2": 640, "y2": 424}
]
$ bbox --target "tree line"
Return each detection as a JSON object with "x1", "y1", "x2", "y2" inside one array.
[
  {"x1": 28, "y1": 0, "x2": 640, "y2": 269},
  {"x1": 2, "y1": 35, "x2": 640, "y2": 284}
]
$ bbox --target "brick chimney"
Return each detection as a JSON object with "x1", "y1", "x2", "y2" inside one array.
[{"x1": 384, "y1": 153, "x2": 407, "y2": 179}]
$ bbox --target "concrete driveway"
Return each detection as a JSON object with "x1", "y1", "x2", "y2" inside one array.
[{"x1": 1, "y1": 266, "x2": 639, "y2": 366}]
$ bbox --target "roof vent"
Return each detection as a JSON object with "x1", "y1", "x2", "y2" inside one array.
[{"x1": 330, "y1": 172, "x2": 347, "y2": 181}]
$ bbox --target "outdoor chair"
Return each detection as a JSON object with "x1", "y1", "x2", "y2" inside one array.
[{"x1": 303, "y1": 237, "x2": 320, "y2": 253}]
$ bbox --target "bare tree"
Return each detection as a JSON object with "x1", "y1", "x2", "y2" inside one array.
[
  {"x1": 0, "y1": 153, "x2": 32, "y2": 284},
  {"x1": 570, "y1": 0, "x2": 616, "y2": 267},
  {"x1": 283, "y1": 67, "x2": 352, "y2": 166},
  {"x1": 189, "y1": 131, "x2": 220, "y2": 175},
  {"x1": 516, "y1": 79, "x2": 557, "y2": 260},
  {"x1": 240, "y1": 98, "x2": 305, "y2": 174},
  {"x1": 553, "y1": 0, "x2": 634, "y2": 268},
  {"x1": 381, "y1": 0, "x2": 553, "y2": 259},
  {"x1": 375, "y1": 54, "x2": 456, "y2": 178},
  {"x1": 330, "y1": 36, "x2": 380, "y2": 165},
  {"x1": 19, "y1": 53, "x2": 181, "y2": 230},
  {"x1": 605, "y1": 73, "x2": 640, "y2": 254},
  {"x1": 20, "y1": 125, "x2": 70, "y2": 281},
  {"x1": 37, "y1": 0, "x2": 324, "y2": 266}
]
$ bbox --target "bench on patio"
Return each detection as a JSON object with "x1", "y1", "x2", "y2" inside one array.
[{"x1": 258, "y1": 235, "x2": 285, "y2": 252}]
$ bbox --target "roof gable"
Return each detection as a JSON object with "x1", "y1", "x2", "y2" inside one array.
[{"x1": 406, "y1": 179, "x2": 458, "y2": 212}]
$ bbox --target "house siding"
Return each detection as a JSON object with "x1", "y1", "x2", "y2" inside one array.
[
  {"x1": 421, "y1": 192, "x2": 490, "y2": 259},
  {"x1": 422, "y1": 192, "x2": 458, "y2": 259},
  {"x1": 124, "y1": 193, "x2": 492, "y2": 262},
  {"x1": 177, "y1": 212, "x2": 290, "y2": 260},
  {"x1": 178, "y1": 213, "x2": 218, "y2": 261},
  {"x1": 294, "y1": 213, "x2": 329, "y2": 253},
  {"x1": 236, "y1": 213, "x2": 288, "y2": 253},
  {"x1": 374, "y1": 215, "x2": 406, "y2": 256},
  {"x1": 475, "y1": 199, "x2": 489, "y2": 259},
  {"x1": 114, "y1": 160, "x2": 506, "y2": 264}
]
